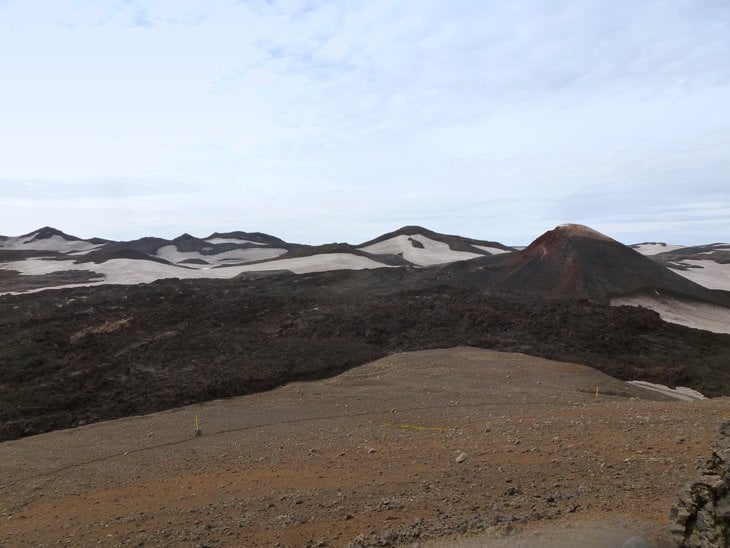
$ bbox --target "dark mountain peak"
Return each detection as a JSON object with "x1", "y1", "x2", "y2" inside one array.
[
  {"x1": 394, "y1": 225, "x2": 430, "y2": 235},
  {"x1": 205, "y1": 231, "x2": 290, "y2": 247},
  {"x1": 370, "y1": 226, "x2": 440, "y2": 242},
  {"x1": 22, "y1": 226, "x2": 80, "y2": 242},
  {"x1": 102, "y1": 237, "x2": 172, "y2": 256},
  {"x1": 517, "y1": 224, "x2": 616, "y2": 264},
  {"x1": 458, "y1": 224, "x2": 730, "y2": 306},
  {"x1": 359, "y1": 226, "x2": 514, "y2": 254},
  {"x1": 173, "y1": 233, "x2": 198, "y2": 242},
  {"x1": 87, "y1": 237, "x2": 112, "y2": 245},
  {"x1": 552, "y1": 224, "x2": 613, "y2": 241}
]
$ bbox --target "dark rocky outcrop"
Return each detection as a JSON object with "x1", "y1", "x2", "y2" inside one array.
[{"x1": 670, "y1": 421, "x2": 730, "y2": 547}]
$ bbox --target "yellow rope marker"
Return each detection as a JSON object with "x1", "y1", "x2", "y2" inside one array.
[
  {"x1": 381, "y1": 422, "x2": 449, "y2": 432},
  {"x1": 595, "y1": 386, "x2": 599, "y2": 400},
  {"x1": 194, "y1": 414, "x2": 201, "y2": 436}
]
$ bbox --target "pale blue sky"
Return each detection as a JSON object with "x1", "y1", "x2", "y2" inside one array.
[{"x1": 1, "y1": 0, "x2": 728, "y2": 245}]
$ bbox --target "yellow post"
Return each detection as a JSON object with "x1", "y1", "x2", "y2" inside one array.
[
  {"x1": 595, "y1": 386, "x2": 599, "y2": 400},
  {"x1": 195, "y1": 415, "x2": 199, "y2": 430}
]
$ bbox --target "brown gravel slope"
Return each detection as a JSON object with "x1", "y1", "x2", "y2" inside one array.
[{"x1": 1, "y1": 347, "x2": 728, "y2": 547}]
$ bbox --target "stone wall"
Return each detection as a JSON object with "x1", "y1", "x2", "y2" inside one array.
[{"x1": 670, "y1": 421, "x2": 730, "y2": 547}]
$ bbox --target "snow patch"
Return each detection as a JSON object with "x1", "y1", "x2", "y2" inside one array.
[
  {"x1": 627, "y1": 381, "x2": 705, "y2": 401},
  {"x1": 227, "y1": 253, "x2": 390, "y2": 274},
  {"x1": 0, "y1": 234, "x2": 101, "y2": 253},
  {"x1": 611, "y1": 295, "x2": 730, "y2": 334},
  {"x1": 669, "y1": 260, "x2": 730, "y2": 291},
  {"x1": 204, "y1": 238, "x2": 267, "y2": 246},
  {"x1": 155, "y1": 245, "x2": 286, "y2": 265},
  {"x1": 472, "y1": 245, "x2": 510, "y2": 255},
  {"x1": 631, "y1": 243, "x2": 685, "y2": 255},
  {"x1": 0, "y1": 252, "x2": 391, "y2": 293}
]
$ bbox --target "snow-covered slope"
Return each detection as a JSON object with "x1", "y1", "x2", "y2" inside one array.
[
  {"x1": 472, "y1": 244, "x2": 511, "y2": 255},
  {"x1": 359, "y1": 234, "x2": 483, "y2": 266},
  {"x1": 630, "y1": 242, "x2": 685, "y2": 255},
  {"x1": 0, "y1": 229, "x2": 101, "y2": 253},
  {"x1": 0, "y1": 252, "x2": 392, "y2": 293},
  {"x1": 204, "y1": 238, "x2": 267, "y2": 246},
  {"x1": 612, "y1": 295, "x2": 730, "y2": 334},
  {"x1": 155, "y1": 244, "x2": 287, "y2": 265},
  {"x1": 3, "y1": 225, "x2": 514, "y2": 293},
  {"x1": 357, "y1": 225, "x2": 514, "y2": 267},
  {"x1": 671, "y1": 260, "x2": 730, "y2": 292},
  {"x1": 634, "y1": 243, "x2": 730, "y2": 292}
]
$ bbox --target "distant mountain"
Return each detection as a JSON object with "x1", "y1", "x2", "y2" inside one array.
[
  {"x1": 1, "y1": 224, "x2": 726, "y2": 318},
  {"x1": 19, "y1": 226, "x2": 82, "y2": 242},
  {"x1": 357, "y1": 225, "x2": 515, "y2": 266},
  {"x1": 0, "y1": 225, "x2": 515, "y2": 293},
  {"x1": 653, "y1": 243, "x2": 730, "y2": 264},
  {"x1": 438, "y1": 224, "x2": 730, "y2": 307},
  {"x1": 360, "y1": 225, "x2": 514, "y2": 252},
  {"x1": 204, "y1": 230, "x2": 291, "y2": 248},
  {"x1": 0, "y1": 226, "x2": 101, "y2": 253}
]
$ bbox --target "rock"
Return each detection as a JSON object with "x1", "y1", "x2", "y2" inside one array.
[
  {"x1": 670, "y1": 420, "x2": 730, "y2": 547},
  {"x1": 455, "y1": 452, "x2": 468, "y2": 463}
]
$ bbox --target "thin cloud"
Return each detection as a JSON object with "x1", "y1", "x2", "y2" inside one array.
[{"x1": 0, "y1": 0, "x2": 728, "y2": 243}]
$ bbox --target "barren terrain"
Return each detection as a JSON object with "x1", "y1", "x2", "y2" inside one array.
[
  {"x1": 2, "y1": 347, "x2": 728, "y2": 547},
  {"x1": 2, "y1": 271, "x2": 730, "y2": 442}
]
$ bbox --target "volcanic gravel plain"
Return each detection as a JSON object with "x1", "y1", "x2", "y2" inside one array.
[{"x1": 1, "y1": 347, "x2": 728, "y2": 547}]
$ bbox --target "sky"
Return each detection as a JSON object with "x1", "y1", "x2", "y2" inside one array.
[{"x1": 1, "y1": 0, "x2": 729, "y2": 246}]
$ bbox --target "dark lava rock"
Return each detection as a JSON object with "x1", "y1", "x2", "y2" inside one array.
[{"x1": 670, "y1": 421, "x2": 730, "y2": 547}]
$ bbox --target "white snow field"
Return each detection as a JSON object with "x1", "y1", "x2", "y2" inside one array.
[
  {"x1": 630, "y1": 243, "x2": 685, "y2": 255},
  {"x1": 669, "y1": 260, "x2": 730, "y2": 291},
  {"x1": 204, "y1": 238, "x2": 267, "y2": 246},
  {"x1": 359, "y1": 234, "x2": 482, "y2": 266},
  {"x1": 155, "y1": 244, "x2": 287, "y2": 265},
  {"x1": 628, "y1": 381, "x2": 706, "y2": 401},
  {"x1": 0, "y1": 253, "x2": 393, "y2": 294},
  {"x1": 471, "y1": 244, "x2": 511, "y2": 255},
  {"x1": 612, "y1": 295, "x2": 730, "y2": 335},
  {"x1": 0, "y1": 233, "x2": 100, "y2": 253}
]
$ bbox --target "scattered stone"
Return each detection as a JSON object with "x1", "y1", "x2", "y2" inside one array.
[{"x1": 455, "y1": 452, "x2": 468, "y2": 464}]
